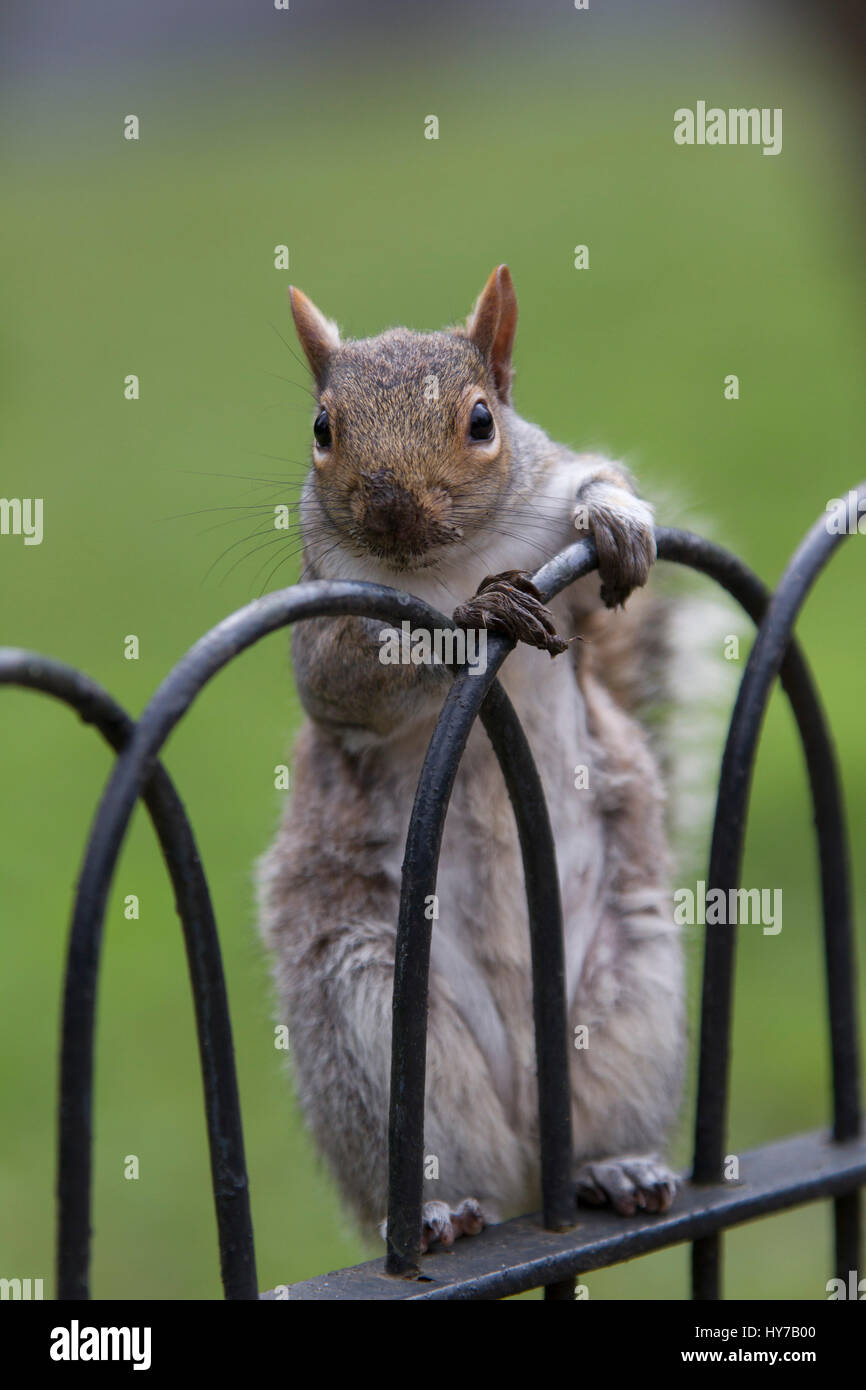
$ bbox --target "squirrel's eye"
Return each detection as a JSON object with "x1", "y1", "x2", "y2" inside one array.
[
  {"x1": 468, "y1": 401, "x2": 494, "y2": 442},
  {"x1": 313, "y1": 408, "x2": 332, "y2": 448}
]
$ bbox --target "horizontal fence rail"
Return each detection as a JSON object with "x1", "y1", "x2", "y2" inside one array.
[
  {"x1": 1, "y1": 488, "x2": 862, "y2": 1300},
  {"x1": 267, "y1": 1131, "x2": 866, "y2": 1300}
]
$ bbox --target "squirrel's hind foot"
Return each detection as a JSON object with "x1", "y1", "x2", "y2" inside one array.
[
  {"x1": 575, "y1": 1155, "x2": 679, "y2": 1216},
  {"x1": 379, "y1": 1197, "x2": 488, "y2": 1252},
  {"x1": 420, "y1": 1197, "x2": 487, "y2": 1250}
]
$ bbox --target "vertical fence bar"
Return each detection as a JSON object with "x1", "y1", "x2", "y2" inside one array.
[
  {"x1": 482, "y1": 683, "x2": 576, "y2": 1301},
  {"x1": 386, "y1": 642, "x2": 579, "y2": 1291}
]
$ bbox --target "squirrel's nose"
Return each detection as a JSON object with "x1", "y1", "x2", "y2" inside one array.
[{"x1": 352, "y1": 469, "x2": 455, "y2": 564}]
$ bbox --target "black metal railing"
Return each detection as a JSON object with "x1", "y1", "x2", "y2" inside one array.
[{"x1": 3, "y1": 487, "x2": 863, "y2": 1301}]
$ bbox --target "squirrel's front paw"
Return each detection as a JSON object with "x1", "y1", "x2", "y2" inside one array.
[
  {"x1": 574, "y1": 478, "x2": 656, "y2": 609},
  {"x1": 453, "y1": 570, "x2": 568, "y2": 657}
]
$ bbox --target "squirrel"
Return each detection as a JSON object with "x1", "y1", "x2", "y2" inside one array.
[{"x1": 258, "y1": 266, "x2": 684, "y2": 1251}]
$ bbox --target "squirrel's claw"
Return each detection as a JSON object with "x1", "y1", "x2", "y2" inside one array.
[{"x1": 453, "y1": 570, "x2": 569, "y2": 657}]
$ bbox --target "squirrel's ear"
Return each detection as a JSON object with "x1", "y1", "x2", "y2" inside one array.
[
  {"x1": 289, "y1": 286, "x2": 341, "y2": 386},
  {"x1": 466, "y1": 264, "x2": 518, "y2": 404}
]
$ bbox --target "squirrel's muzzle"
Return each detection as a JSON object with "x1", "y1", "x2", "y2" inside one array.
[{"x1": 350, "y1": 468, "x2": 461, "y2": 566}]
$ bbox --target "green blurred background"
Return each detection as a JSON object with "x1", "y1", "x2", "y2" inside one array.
[{"x1": 1, "y1": 1, "x2": 864, "y2": 1299}]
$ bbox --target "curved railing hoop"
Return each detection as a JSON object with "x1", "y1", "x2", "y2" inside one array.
[
  {"x1": 688, "y1": 485, "x2": 865, "y2": 1298},
  {"x1": 0, "y1": 650, "x2": 257, "y2": 1300}
]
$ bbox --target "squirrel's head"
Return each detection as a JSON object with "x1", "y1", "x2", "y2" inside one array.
[{"x1": 290, "y1": 266, "x2": 519, "y2": 572}]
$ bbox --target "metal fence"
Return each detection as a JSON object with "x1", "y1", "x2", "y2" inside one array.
[{"x1": 3, "y1": 486, "x2": 864, "y2": 1301}]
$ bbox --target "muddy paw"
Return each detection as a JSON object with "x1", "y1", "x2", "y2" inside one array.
[
  {"x1": 453, "y1": 571, "x2": 568, "y2": 656},
  {"x1": 420, "y1": 1198, "x2": 487, "y2": 1251},
  {"x1": 575, "y1": 1155, "x2": 679, "y2": 1216}
]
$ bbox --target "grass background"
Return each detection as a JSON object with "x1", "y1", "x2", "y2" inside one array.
[{"x1": 1, "y1": 2, "x2": 864, "y2": 1298}]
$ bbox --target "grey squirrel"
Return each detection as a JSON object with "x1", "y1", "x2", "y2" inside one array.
[{"x1": 258, "y1": 266, "x2": 683, "y2": 1250}]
